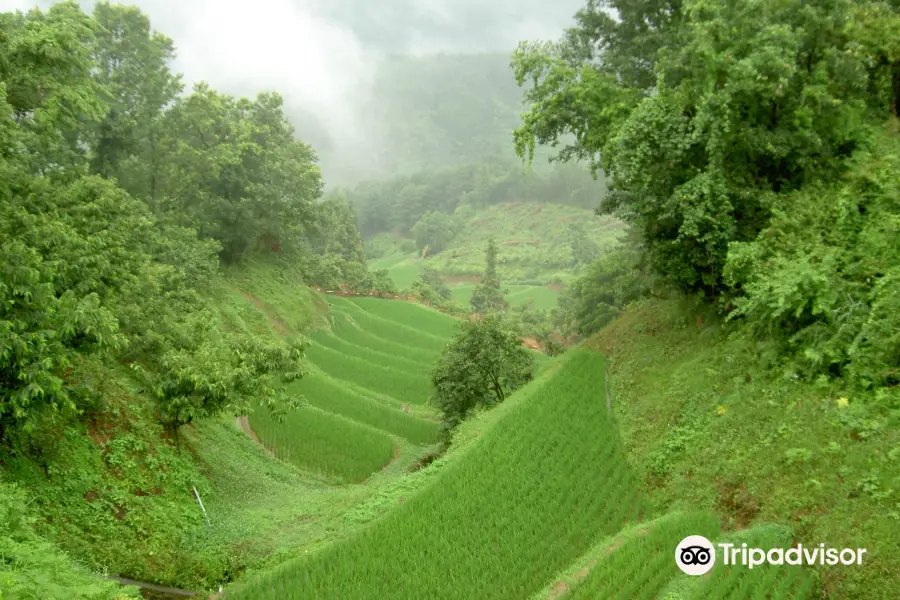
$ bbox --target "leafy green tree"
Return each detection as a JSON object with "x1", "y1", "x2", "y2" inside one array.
[
  {"x1": 411, "y1": 211, "x2": 458, "y2": 254},
  {"x1": 514, "y1": 0, "x2": 900, "y2": 298},
  {"x1": 556, "y1": 235, "x2": 653, "y2": 338},
  {"x1": 155, "y1": 84, "x2": 322, "y2": 262},
  {"x1": 300, "y1": 196, "x2": 372, "y2": 290},
  {"x1": 0, "y1": 2, "x2": 318, "y2": 450},
  {"x1": 143, "y1": 332, "x2": 307, "y2": 441},
  {"x1": 431, "y1": 314, "x2": 533, "y2": 435},
  {"x1": 89, "y1": 1, "x2": 182, "y2": 195},
  {"x1": 0, "y1": 2, "x2": 107, "y2": 179},
  {"x1": 411, "y1": 267, "x2": 453, "y2": 306},
  {"x1": 569, "y1": 223, "x2": 601, "y2": 267},
  {"x1": 470, "y1": 238, "x2": 508, "y2": 313},
  {"x1": 370, "y1": 269, "x2": 397, "y2": 296}
]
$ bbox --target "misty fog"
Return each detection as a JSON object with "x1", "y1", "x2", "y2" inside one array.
[{"x1": 1, "y1": 0, "x2": 585, "y2": 185}]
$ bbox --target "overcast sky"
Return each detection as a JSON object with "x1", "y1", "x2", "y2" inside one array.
[{"x1": 1, "y1": 0, "x2": 585, "y2": 182}]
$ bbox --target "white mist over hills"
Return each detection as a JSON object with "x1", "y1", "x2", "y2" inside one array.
[{"x1": 1, "y1": 0, "x2": 586, "y2": 184}]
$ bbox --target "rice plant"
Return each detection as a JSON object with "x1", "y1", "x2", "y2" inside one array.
[
  {"x1": 348, "y1": 297, "x2": 459, "y2": 339},
  {"x1": 329, "y1": 315, "x2": 440, "y2": 366},
  {"x1": 249, "y1": 405, "x2": 396, "y2": 482},
  {"x1": 286, "y1": 373, "x2": 440, "y2": 445},
  {"x1": 311, "y1": 328, "x2": 427, "y2": 372},
  {"x1": 230, "y1": 349, "x2": 647, "y2": 600},
  {"x1": 305, "y1": 342, "x2": 433, "y2": 405},
  {"x1": 567, "y1": 512, "x2": 721, "y2": 600},
  {"x1": 668, "y1": 525, "x2": 820, "y2": 600},
  {"x1": 329, "y1": 305, "x2": 449, "y2": 354}
]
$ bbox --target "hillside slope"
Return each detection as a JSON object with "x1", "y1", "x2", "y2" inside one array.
[
  {"x1": 369, "y1": 202, "x2": 624, "y2": 308},
  {"x1": 1, "y1": 261, "x2": 460, "y2": 595},
  {"x1": 228, "y1": 348, "x2": 651, "y2": 599},
  {"x1": 587, "y1": 298, "x2": 900, "y2": 600}
]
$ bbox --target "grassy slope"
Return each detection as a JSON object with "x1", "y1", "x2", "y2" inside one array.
[
  {"x1": 369, "y1": 202, "x2": 625, "y2": 308},
  {"x1": 228, "y1": 348, "x2": 653, "y2": 600},
  {"x1": 585, "y1": 297, "x2": 900, "y2": 600},
  {"x1": 0, "y1": 259, "x2": 451, "y2": 594},
  {"x1": 233, "y1": 268, "x2": 450, "y2": 483}
]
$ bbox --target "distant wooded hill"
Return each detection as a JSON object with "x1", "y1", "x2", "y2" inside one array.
[{"x1": 307, "y1": 52, "x2": 560, "y2": 185}]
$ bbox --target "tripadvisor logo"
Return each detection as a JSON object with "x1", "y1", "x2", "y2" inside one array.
[
  {"x1": 675, "y1": 535, "x2": 716, "y2": 576},
  {"x1": 675, "y1": 536, "x2": 868, "y2": 576}
]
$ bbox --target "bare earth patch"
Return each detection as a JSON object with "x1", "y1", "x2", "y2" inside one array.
[
  {"x1": 236, "y1": 415, "x2": 278, "y2": 461},
  {"x1": 520, "y1": 336, "x2": 542, "y2": 351},
  {"x1": 548, "y1": 581, "x2": 570, "y2": 600}
]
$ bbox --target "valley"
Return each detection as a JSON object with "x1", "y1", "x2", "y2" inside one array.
[{"x1": 2, "y1": 1, "x2": 899, "y2": 599}]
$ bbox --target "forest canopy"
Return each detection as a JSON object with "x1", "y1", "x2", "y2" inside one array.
[
  {"x1": 0, "y1": 1, "x2": 378, "y2": 449},
  {"x1": 520, "y1": 0, "x2": 900, "y2": 391}
]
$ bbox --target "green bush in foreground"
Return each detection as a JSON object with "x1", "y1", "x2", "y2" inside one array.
[
  {"x1": 431, "y1": 314, "x2": 533, "y2": 434},
  {"x1": 0, "y1": 478, "x2": 138, "y2": 600}
]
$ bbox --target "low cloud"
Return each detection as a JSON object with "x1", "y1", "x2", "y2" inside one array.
[{"x1": 1, "y1": 0, "x2": 585, "y2": 183}]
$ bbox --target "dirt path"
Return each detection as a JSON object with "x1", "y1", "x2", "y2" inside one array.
[
  {"x1": 235, "y1": 415, "x2": 278, "y2": 460},
  {"x1": 107, "y1": 575, "x2": 199, "y2": 597},
  {"x1": 236, "y1": 289, "x2": 290, "y2": 335}
]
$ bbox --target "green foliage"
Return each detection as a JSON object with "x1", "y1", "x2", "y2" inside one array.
[
  {"x1": 518, "y1": 0, "x2": 900, "y2": 397},
  {"x1": 724, "y1": 127, "x2": 900, "y2": 387},
  {"x1": 470, "y1": 238, "x2": 509, "y2": 314},
  {"x1": 89, "y1": 2, "x2": 182, "y2": 188},
  {"x1": 0, "y1": 478, "x2": 138, "y2": 600},
  {"x1": 569, "y1": 222, "x2": 601, "y2": 267},
  {"x1": 299, "y1": 196, "x2": 376, "y2": 291},
  {"x1": 556, "y1": 232, "x2": 656, "y2": 338},
  {"x1": 410, "y1": 267, "x2": 454, "y2": 308},
  {"x1": 229, "y1": 349, "x2": 649, "y2": 600},
  {"x1": 146, "y1": 334, "x2": 307, "y2": 432},
  {"x1": 249, "y1": 405, "x2": 396, "y2": 482},
  {"x1": 515, "y1": 0, "x2": 900, "y2": 298},
  {"x1": 411, "y1": 211, "x2": 458, "y2": 254},
  {"x1": 0, "y1": 2, "x2": 400, "y2": 591},
  {"x1": 431, "y1": 314, "x2": 532, "y2": 433},
  {"x1": 154, "y1": 84, "x2": 322, "y2": 263},
  {"x1": 0, "y1": 1, "x2": 107, "y2": 177},
  {"x1": 0, "y1": 235, "x2": 123, "y2": 439}
]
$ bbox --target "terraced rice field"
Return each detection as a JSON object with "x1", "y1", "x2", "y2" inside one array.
[
  {"x1": 249, "y1": 406, "x2": 397, "y2": 482},
  {"x1": 370, "y1": 251, "x2": 562, "y2": 309},
  {"x1": 248, "y1": 294, "x2": 456, "y2": 481},
  {"x1": 231, "y1": 349, "x2": 652, "y2": 599},
  {"x1": 240, "y1": 341, "x2": 819, "y2": 598},
  {"x1": 450, "y1": 282, "x2": 560, "y2": 310},
  {"x1": 236, "y1": 293, "x2": 818, "y2": 599},
  {"x1": 368, "y1": 253, "x2": 423, "y2": 290}
]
